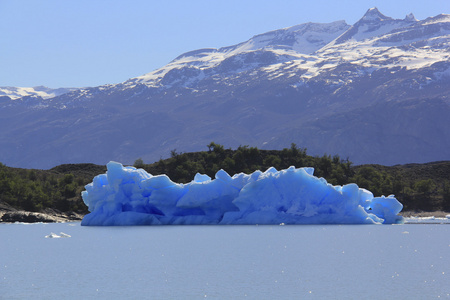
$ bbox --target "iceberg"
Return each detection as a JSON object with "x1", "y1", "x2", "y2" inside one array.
[{"x1": 81, "y1": 161, "x2": 404, "y2": 226}]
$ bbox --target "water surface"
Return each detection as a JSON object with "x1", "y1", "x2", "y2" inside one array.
[{"x1": 1, "y1": 222, "x2": 449, "y2": 299}]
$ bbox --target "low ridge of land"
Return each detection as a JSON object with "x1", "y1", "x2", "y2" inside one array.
[{"x1": 1, "y1": 144, "x2": 449, "y2": 222}]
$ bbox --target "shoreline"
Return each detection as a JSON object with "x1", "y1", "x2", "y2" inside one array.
[
  {"x1": 399, "y1": 211, "x2": 450, "y2": 218},
  {"x1": 1, "y1": 208, "x2": 449, "y2": 224},
  {"x1": 0, "y1": 208, "x2": 83, "y2": 223}
]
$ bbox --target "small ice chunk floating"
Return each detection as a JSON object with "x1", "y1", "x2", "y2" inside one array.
[
  {"x1": 81, "y1": 162, "x2": 403, "y2": 226},
  {"x1": 45, "y1": 232, "x2": 71, "y2": 238}
]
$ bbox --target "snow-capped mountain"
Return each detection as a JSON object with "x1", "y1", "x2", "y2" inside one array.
[
  {"x1": 118, "y1": 7, "x2": 448, "y2": 90},
  {"x1": 1, "y1": 8, "x2": 449, "y2": 169},
  {"x1": 0, "y1": 86, "x2": 77, "y2": 100},
  {"x1": 122, "y1": 19, "x2": 350, "y2": 89}
]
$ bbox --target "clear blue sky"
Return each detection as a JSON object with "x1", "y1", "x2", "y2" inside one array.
[{"x1": 1, "y1": 0, "x2": 448, "y2": 88}]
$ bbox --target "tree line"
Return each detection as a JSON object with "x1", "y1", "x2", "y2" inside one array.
[
  {"x1": 136, "y1": 143, "x2": 449, "y2": 212},
  {"x1": 0, "y1": 143, "x2": 449, "y2": 214},
  {"x1": 0, "y1": 163, "x2": 105, "y2": 213}
]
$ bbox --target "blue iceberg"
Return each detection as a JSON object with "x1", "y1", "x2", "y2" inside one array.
[{"x1": 81, "y1": 161, "x2": 404, "y2": 226}]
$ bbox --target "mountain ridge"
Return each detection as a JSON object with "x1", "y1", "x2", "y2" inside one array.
[
  {"x1": 0, "y1": 86, "x2": 78, "y2": 101},
  {"x1": 1, "y1": 8, "x2": 449, "y2": 169}
]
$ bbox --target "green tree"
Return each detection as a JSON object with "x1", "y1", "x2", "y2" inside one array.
[
  {"x1": 62, "y1": 174, "x2": 74, "y2": 185},
  {"x1": 134, "y1": 158, "x2": 145, "y2": 168},
  {"x1": 414, "y1": 179, "x2": 435, "y2": 195},
  {"x1": 263, "y1": 155, "x2": 282, "y2": 169}
]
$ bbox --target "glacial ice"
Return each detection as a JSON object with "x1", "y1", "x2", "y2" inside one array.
[
  {"x1": 45, "y1": 232, "x2": 71, "y2": 238},
  {"x1": 81, "y1": 161, "x2": 404, "y2": 226}
]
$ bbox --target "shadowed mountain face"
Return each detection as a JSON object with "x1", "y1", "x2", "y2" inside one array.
[{"x1": 1, "y1": 8, "x2": 449, "y2": 169}]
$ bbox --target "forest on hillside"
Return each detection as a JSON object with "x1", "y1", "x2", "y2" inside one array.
[{"x1": 0, "y1": 143, "x2": 449, "y2": 215}]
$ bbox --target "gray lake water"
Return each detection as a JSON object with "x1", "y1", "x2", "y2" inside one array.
[{"x1": 1, "y1": 222, "x2": 449, "y2": 299}]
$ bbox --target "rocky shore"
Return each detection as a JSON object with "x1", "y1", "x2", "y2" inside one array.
[
  {"x1": 0, "y1": 203, "x2": 83, "y2": 223},
  {"x1": 399, "y1": 211, "x2": 450, "y2": 218}
]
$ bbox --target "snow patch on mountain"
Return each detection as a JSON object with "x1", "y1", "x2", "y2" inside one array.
[
  {"x1": 121, "y1": 8, "x2": 449, "y2": 92},
  {"x1": 422, "y1": 14, "x2": 450, "y2": 25},
  {"x1": 127, "y1": 20, "x2": 350, "y2": 88},
  {"x1": 224, "y1": 20, "x2": 350, "y2": 55},
  {"x1": 0, "y1": 86, "x2": 78, "y2": 100}
]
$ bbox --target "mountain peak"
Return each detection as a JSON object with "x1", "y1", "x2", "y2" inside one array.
[
  {"x1": 404, "y1": 13, "x2": 418, "y2": 22},
  {"x1": 360, "y1": 7, "x2": 392, "y2": 22},
  {"x1": 329, "y1": 8, "x2": 396, "y2": 45}
]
